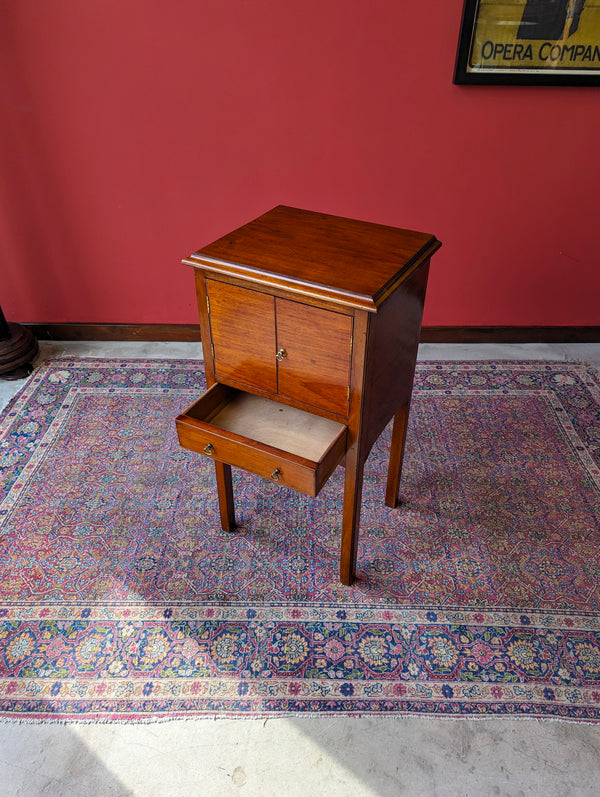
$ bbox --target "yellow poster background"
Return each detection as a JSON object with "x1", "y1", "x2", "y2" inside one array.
[{"x1": 468, "y1": 0, "x2": 600, "y2": 72}]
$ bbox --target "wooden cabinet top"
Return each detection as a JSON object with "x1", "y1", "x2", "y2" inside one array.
[{"x1": 184, "y1": 205, "x2": 441, "y2": 312}]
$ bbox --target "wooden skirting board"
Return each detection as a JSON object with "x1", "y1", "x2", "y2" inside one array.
[{"x1": 24, "y1": 323, "x2": 600, "y2": 344}]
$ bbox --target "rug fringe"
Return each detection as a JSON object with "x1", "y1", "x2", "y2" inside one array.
[{"x1": 1, "y1": 711, "x2": 599, "y2": 726}]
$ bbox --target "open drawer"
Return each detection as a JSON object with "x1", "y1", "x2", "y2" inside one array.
[{"x1": 176, "y1": 383, "x2": 348, "y2": 497}]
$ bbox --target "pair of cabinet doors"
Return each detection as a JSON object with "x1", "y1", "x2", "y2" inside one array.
[{"x1": 206, "y1": 279, "x2": 354, "y2": 418}]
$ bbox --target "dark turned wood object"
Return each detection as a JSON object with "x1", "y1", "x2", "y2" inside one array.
[
  {"x1": 0, "y1": 305, "x2": 38, "y2": 380},
  {"x1": 176, "y1": 206, "x2": 441, "y2": 585}
]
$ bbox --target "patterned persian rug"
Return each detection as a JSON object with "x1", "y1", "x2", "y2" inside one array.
[{"x1": 1, "y1": 358, "x2": 599, "y2": 722}]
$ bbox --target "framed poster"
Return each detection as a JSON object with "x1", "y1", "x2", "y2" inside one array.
[{"x1": 454, "y1": 0, "x2": 600, "y2": 84}]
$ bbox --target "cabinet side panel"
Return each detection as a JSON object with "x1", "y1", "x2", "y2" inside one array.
[
  {"x1": 362, "y1": 261, "x2": 430, "y2": 454},
  {"x1": 194, "y1": 271, "x2": 216, "y2": 386},
  {"x1": 206, "y1": 279, "x2": 277, "y2": 394}
]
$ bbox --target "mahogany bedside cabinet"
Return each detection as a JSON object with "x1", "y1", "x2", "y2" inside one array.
[{"x1": 176, "y1": 206, "x2": 441, "y2": 586}]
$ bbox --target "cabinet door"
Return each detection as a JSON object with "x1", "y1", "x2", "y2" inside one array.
[
  {"x1": 276, "y1": 298, "x2": 353, "y2": 416},
  {"x1": 206, "y1": 280, "x2": 277, "y2": 394}
]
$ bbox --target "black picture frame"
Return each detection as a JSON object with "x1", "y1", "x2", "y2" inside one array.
[{"x1": 454, "y1": 0, "x2": 600, "y2": 85}]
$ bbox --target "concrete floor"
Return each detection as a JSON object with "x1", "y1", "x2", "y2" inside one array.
[{"x1": 1, "y1": 341, "x2": 599, "y2": 797}]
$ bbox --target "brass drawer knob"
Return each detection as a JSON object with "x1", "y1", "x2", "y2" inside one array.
[
  {"x1": 275, "y1": 348, "x2": 287, "y2": 361},
  {"x1": 203, "y1": 443, "x2": 215, "y2": 456},
  {"x1": 270, "y1": 468, "x2": 281, "y2": 482}
]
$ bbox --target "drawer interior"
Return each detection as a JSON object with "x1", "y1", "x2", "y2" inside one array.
[{"x1": 183, "y1": 384, "x2": 346, "y2": 463}]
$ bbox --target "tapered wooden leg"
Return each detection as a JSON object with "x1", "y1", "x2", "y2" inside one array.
[
  {"x1": 385, "y1": 404, "x2": 410, "y2": 508},
  {"x1": 214, "y1": 461, "x2": 236, "y2": 532},
  {"x1": 340, "y1": 446, "x2": 365, "y2": 586}
]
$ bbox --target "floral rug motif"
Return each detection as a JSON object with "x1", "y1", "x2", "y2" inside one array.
[{"x1": 1, "y1": 358, "x2": 599, "y2": 722}]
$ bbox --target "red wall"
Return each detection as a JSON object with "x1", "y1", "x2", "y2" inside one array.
[{"x1": 2, "y1": 0, "x2": 599, "y2": 327}]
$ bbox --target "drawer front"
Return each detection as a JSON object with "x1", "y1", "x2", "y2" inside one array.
[
  {"x1": 177, "y1": 421, "x2": 318, "y2": 494},
  {"x1": 276, "y1": 299, "x2": 353, "y2": 416},
  {"x1": 206, "y1": 279, "x2": 277, "y2": 394},
  {"x1": 176, "y1": 385, "x2": 347, "y2": 498}
]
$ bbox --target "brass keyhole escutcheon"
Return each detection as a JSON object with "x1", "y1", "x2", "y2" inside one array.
[
  {"x1": 203, "y1": 443, "x2": 215, "y2": 456},
  {"x1": 275, "y1": 348, "x2": 287, "y2": 362},
  {"x1": 270, "y1": 468, "x2": 281, "y2": 482}
]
